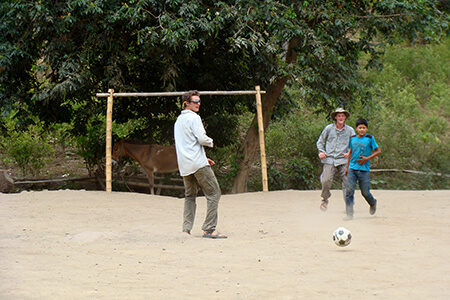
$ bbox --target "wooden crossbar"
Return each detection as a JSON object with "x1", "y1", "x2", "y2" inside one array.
[{"x1": 96, "y1": 90, "x2": 266, "y2": 97}]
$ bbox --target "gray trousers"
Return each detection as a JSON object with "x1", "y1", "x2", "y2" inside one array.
[
  {"x1": 320, "y1": 163, "x2": 347, "y2": 202},
  {"x1": 182, "y1": 166, "x2": 221, "y2": 232}
]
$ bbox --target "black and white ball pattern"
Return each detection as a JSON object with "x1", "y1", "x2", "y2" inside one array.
[{"x1": 333, "y1": 227, "x2": 352, "y2": 247}]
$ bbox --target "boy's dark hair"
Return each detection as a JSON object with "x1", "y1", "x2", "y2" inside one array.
[{"x1": 356, "y1": 118, "x2": 368, "y2": 128}]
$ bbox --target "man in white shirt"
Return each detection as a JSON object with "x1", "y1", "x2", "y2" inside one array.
[{"x1": 174, "y1": 90, "x2": 227, "y2": 238}]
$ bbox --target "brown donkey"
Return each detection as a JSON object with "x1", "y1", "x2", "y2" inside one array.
[{"x1": 112, "y1": 139, "x2": 179, "y2": 194}]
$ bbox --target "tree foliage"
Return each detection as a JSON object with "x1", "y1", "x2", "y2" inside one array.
[{"x1": 1, "y1": 0, "x2": 448, "y2": 191}]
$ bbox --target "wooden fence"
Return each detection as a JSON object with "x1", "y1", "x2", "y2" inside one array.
[
  {"x1": 12, "y1": 174, "x2": 186, "y2": 195},
  {"x1": 7, "y1": 168, "x2": 448, "y2": 195}
]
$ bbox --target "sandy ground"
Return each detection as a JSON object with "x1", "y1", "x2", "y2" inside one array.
[{"x1": 0, "y1": 189, "x2": 449, "y2": 299}]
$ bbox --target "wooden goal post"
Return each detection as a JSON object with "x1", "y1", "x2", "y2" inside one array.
[{"x1": 96, "y1": 86, "x2": 268, "y2": 193}]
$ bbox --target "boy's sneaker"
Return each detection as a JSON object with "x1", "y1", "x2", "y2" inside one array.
[
  {"x1": 370, "y1": 204, "x2": 377, "y2": 215},
  {"x1": 343, "y1": 215, "x2": 353, "y2": 221}
]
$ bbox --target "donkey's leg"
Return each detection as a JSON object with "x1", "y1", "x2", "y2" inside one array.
[{"x1": 146, "y1": 171, "x2": 155, "y2": 194}]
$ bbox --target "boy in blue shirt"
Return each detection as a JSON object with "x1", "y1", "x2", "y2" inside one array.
[{"x1": 344, "y1": 119, "x2": 381, "y2": 220}]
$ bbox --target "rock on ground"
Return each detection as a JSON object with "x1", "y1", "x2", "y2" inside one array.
[{"x1": 0, "y1": 171, "x2": 14, "y2": 193}]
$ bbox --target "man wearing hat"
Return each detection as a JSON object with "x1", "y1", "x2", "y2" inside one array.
[{"x1": 316, "y1": 108, "x2": 355, "y2": 211}]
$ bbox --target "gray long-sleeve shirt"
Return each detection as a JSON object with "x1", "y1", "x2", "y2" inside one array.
[{"x1": 316, "y1": 123, "x2": 355, "y2": 166}]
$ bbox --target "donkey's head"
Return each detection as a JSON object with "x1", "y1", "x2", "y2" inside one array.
[{"x1": 111, "y1": 139, "x2": 124, "y2": 163}]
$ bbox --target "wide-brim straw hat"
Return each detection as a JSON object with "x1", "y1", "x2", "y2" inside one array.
[{"x1": 330, "y1": 108, "x2": 350, "y2": 120}]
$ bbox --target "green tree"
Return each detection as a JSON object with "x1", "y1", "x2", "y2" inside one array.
[{"x1": 1, "y1": 0, "x2": 447, "y2": 192}]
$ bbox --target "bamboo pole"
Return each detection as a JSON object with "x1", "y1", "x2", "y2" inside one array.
[
  {"x1": 105, "y1": 89, "x2": 114, "y2": 193},
  {"x1": 96, "y1": 90, "x2": 265, "y2": 98},
  {"x1": 255, "y1": 86, "x2": 269, "y2": 192}
]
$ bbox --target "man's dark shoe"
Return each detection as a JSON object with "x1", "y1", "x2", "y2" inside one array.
[{"x1": 370, "y1": 204, "x2": 377, "y2": 215}]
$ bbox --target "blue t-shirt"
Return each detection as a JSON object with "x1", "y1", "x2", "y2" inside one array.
[{"x1": 348, "y1": 134, "x2": 379, "y2": 172}]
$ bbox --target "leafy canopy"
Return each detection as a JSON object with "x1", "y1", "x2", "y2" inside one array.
[{"x1": 1, "y1": 0, "x2": 447, "y2": 144}]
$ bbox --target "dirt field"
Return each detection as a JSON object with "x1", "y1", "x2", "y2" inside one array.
[{"x1": 0, "y1": 189, "x2": 449, "y2": 299}]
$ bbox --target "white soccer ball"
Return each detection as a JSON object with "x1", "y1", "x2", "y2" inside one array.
[{"x1": 333, "y1": 227, "x2": 352, "y2": 247}]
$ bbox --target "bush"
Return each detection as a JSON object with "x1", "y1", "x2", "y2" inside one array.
[
  {"x1": 284, "y1": 158, "x2": 316, "y2": 190},
  {"x1": 363, "y1": 41, "x2": 450, "y2": 175},
  {"x1": 0, "y1": 111, "x2": 53, "y2": 176},
  {"x1": 74, "y1": 115, "x2": 106, "y2": 177}
]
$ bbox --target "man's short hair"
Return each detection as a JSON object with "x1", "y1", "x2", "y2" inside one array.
[
  {"x1": 182, "y1": 90, "x2": 200, "y2": 103},
  {"x1": 356, "y1": 118, "x2": 369, "y2": 128}
]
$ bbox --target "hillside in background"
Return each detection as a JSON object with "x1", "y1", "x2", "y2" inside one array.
[{"x1": 257, "y1": 39, "x2": 450, "y2": 191}]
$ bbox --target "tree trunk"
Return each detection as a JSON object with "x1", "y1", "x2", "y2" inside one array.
[{"x1": 230, "y1": 38, "x2": 299, "y2": 194}]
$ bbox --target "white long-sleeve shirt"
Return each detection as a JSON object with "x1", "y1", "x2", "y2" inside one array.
[{"x1": 174, "y1": 110, "x2": 213, "y2": 176}]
